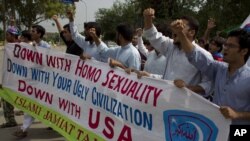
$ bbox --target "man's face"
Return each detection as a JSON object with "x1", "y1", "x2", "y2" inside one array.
[
  {"x1": 62, "y1": 28, "x2": 72, "y2": 41},
  {"x1": 132, "y1": 35, "x2": 138, "y2": 46},
  {"x1": 31, "y1": 27, "x2": 40, "y2": 40},
  {"x1": 223, "y1": 37, "x2": 242, "y2": 63},
  {"x1": 209, "y1": 41, "x2": 220, "y2": 53}
]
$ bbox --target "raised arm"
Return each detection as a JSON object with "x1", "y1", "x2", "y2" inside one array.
[
  {"x1": 202, "y1": 18, "x2": 216, "y2": 44},
  {"x1": 143, "y1": 8, "x2": 154, "y2": 30},
  {"x1": 143, "y1": 8, "x2": 172, "y2": 56},
  {"x1": 52, "y1": 15, "x2": 63, "y2": 33},
  {"x1": 136, "y1": 28, "x2": 149, "y2": 57},
  {"x1": 67, "y1": 10, "x2": 88, "y2": 49}
]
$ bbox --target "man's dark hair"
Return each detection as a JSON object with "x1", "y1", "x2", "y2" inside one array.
[
  {"x1": 32, "y1": 25, "x2": 46, "y2": 38},
  {"x1": 210, "y1": 36, "x2": 226, "y2": 52},
  {"x1": 85, "y1": 22, "x2": 101, "y2": 37},
  {"x1": 116, "y1": 23, "x2": 134, "y2": 41},
  {"x1": 155, "y1": 23, "x2": 172, "y2": 37},
  {"x1": 228, "y1": 29, "x2": 250, "y2": 62},
  {"x1": 181, "y1": 16, "x2": 199, "y2": 38},
  {"x1": 21, "y1": 30, "x2": 32, "y2": 41},
  {"x1": 63, "y1": 24, "x2": 70, "y2": 32}
]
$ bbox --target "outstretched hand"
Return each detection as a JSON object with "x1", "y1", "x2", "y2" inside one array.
[
  {"x1": 109, "y1": 58, "x2": 126, "y2": 69},
  {"x1": 66, "y1": 10, "x2": 74, "y2": 21},
  {"x1": 220, "y1": 106, "x2": 239, "y2": 119},
  {"x1": 143, "y1": 8, "x2": 155, "y2": 29},
  {"x1": 170, "y1": 20, "x2": 185, "y2": 36},
  {"x1": 143, "y1": 8, "x2": 155, "y2": 19},
  {"x1": 207, "y1": 18, "x2": 216, "y2": 30},
  {"x1": 80, "y1": 53, "x2": 91, "y2": 60},
  {"x1": 88, "y1": 28, "x2": 97, "y2": 38},
  {"x1": 135, "y1": 71, "x2": 150, "y2": 79},
  {"x1": 174, "y1": 79, "x2": 186, "y2": 88},
  {"x1": 52, "y1": 15, "x2": 58, "y2": 21},
  {"x1": 136, "y1": 28, "x2": 143, "y2": 37}
]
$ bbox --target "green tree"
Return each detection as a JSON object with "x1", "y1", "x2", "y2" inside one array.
[
  {"x1": 2, "y1": 0, "x2": 73, "y2": 29},
  {"x1": 197, "y1": 0, "x2": 250, "y2": 37},
  {"x1": 96, "y1": 1, "x2": 139, "y2": 40}
]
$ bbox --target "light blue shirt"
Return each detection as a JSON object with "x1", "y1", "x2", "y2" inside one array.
[
  {"x1": 69, "y1": 21, "x2": 107, "y2": 62},
  {"x1": 187, "y1": 46, "x2": 250, "y2": 125},
  {"x1": 98, "y1": 42, "x2": 141, "y2": 70},
  {"x1": 143, "y1": 26, "x2": 213, "y2": 96}
]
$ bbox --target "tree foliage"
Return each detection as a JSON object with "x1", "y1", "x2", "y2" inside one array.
[
  {"x1": 96, "y1": 0, "x2": 250, "y2": 40},
  {"x1": 1, "y1": 0, "x2": 73, "y2": 29}
]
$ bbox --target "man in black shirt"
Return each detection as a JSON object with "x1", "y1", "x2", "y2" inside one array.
[{"x1": 52, "y1": 15, "x2": 83, "y2": 56}]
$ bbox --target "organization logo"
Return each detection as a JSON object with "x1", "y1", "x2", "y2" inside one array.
[{"x1": 163, "y1": 110, "x2": 218, "y2": 141}]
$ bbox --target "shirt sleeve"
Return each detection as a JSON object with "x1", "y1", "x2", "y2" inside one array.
[
  {"x1": 186, "y1": 46, "x2": 224, "y2": 83},
  {"x1": 97, "y1": 42, "x2": 118, "y2": 60},
  {"x1": 137, "y1": 36, "x2": 149, "y2": 57},
  {"x1": 69, "y1": 21, "x2": 88, "y2": 50},
  {"x1": 143, "y1": 26, "x2": 173, "y2": 56}
]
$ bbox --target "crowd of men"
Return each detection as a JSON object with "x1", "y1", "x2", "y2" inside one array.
[{"x1": 0, "y1": 8, "x2": 250, "y2": 139}]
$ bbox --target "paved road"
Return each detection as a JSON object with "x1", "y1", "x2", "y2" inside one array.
[{"x1": 0, "y1": 45, "x2": 67, "y2": 141}]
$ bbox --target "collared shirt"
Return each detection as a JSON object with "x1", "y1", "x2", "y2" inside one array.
[
  {"x1": 60, "y1": 31, "x2": 83, "y2": 56},
  {"x1": 69, "y1": 21, "x2": 107, "y2": 62},
  {"x1": 137, "y1": 36, "x2": 166, "y2": 75},
  {"x1": 34, "y1": 40, "x2": 50, "y2": 48},
  {"x1": 187, "y1": 46, "x2": 250, "y2": 125},
  {"x1": 143, "y1": 26, "x2": 213, "y2": 95},
  {"x1": 98, "y1": 42, "x2": 141, "y2": 70}
]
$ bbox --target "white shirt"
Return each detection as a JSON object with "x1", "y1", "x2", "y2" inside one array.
[
  {"x1": 137, "y1": 36, "x2": 166, "y2": 75},
  {"x1": 69, "y1": 21, "x2": 107, "y2": 62},
  {"x1": 143, "y1": 26, "x2": 213, "y2": 95}
]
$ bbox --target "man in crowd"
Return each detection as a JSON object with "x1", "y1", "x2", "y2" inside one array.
[
  {"x1": 96, "y1": 23, "x2": 141, "y2": 70},
  {"x1": 31, "y1": 25, "x2": 51, "y2": 48},
  {"x1": 52, "y1": 15, "x2": 83, "y2": 56},
  {"x1": 172, "y1": 18, "x2": 250, "y2": 125},
  {"x1": 137, "y1": 8, "x2": 212, "y2": 96},
  {"x1": 67, "y1": 10, "x2": 107, "y2": 62},
  {"x1": 13, "y1": 25, "x2": 51, "y2": 138},
  {"x1": 0, "y1": 26, "x2": 20, "y2": 128}
]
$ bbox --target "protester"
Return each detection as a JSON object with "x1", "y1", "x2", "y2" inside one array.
[
  {"x1": 135, "y1": 28, "x2": 167, "y2": 75},
  {"x1": 52, "y1": 15, "x2": 83, "y2": 56},
  {"x1": 97, "y1": 23, "x2": 141, "y2": 70},
  {"x1": 136, "y1": 8, "x2": 213, "y2": 96},
  {"x1": 208, "y1": 36, "x2": 225, "y2": 61},
  {"x1": 31, "y1": 25, "x2": 51, "y2": 48},
  {"x1": 173, "y1": 18, "x2": 250, "y2": 125},
  {"x1": 132, "y1": 32, "x2": 147, "y2": 70},
  {"x1": 67, "y1": 10, "x2": 107, "y2": 62},
  {"x1": 0, "y1": 26, "x2": 20, "y2": 128},
  {"x1": 13, "y1": 26, "x2": 51, "y2": 138}
]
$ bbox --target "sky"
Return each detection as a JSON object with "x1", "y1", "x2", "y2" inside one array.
[{"x1": 42, "y1": 0, "x2": 125, "y2": 32}]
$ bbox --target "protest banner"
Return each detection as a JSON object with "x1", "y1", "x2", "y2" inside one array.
[{"x1": 0, "y1": 43, "x2": 231, "y2": 141}]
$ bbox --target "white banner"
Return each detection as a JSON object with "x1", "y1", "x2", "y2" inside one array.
[{"x1": 2, "y1": 43, "x2": 231, "y2": 141}]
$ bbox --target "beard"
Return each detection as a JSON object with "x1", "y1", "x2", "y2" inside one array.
[
  {"x1": 85, "y1": 36, "x2": 93, "y2": 42},
  {"x1": 173, "y1": 41, "x2": 181, "y2": 46}
]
